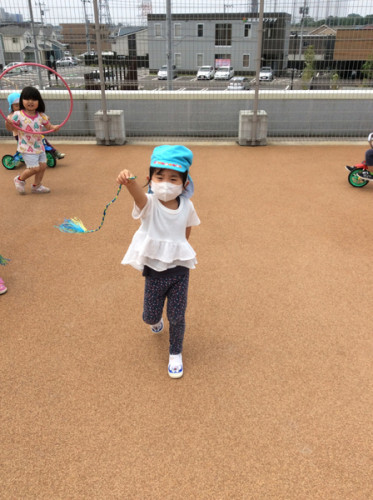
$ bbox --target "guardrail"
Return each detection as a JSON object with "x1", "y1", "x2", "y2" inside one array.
[{"x1": 1, "y1": 89, "x2": 372, "y2": 140}]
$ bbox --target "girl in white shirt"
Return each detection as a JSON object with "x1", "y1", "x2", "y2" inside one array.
[{"x1": 117, "y1": 145, "x2": 200, "y2": 379}]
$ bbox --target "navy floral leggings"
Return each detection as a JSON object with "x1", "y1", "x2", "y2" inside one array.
[{"x1": 143, "y1": 271, "x2": 189, "y2": 355}]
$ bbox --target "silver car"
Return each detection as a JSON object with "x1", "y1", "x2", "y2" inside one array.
[
  {"x1": 259, "y1": 66, "x2": 273, "y2": 81},
  {"x1": 2, "y1": 62, "x2": 31, "y2": 73},
  {"x1": 56, "y1": 57, "x2": 78, "y2": 67},
  {"x1": 227, "y1": 77, "x2": 251, "y2": 90},
  {"x1": 157, "y1": 65, "x2": 178, "y2": 80}
]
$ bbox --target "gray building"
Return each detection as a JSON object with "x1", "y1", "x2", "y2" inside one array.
[{"x1": 147, "y1": 12, "x2": 291, "y2": 75}]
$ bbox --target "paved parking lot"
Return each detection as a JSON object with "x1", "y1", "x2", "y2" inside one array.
[{"x1": 1, "y1": 63, "x2": 361, "y2": 92}]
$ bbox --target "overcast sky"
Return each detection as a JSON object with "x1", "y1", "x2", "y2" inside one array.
[{"x1": 6, "y1": 0, "x2": 373, "y2": 26}]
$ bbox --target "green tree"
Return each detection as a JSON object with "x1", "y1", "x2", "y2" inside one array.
[
  {"x1": 331, "y1": 72, "x2": 339, "y2": 90},
  {"x1": 302, "y1": 45, "x2": 316, "y2": 88},
  {"x1": 362, "y1": 54, "x2": 373, "y2": 81}
]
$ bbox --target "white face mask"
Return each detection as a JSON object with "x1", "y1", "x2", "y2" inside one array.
[{"x1": 151, "y1": 181, "x2": 183, "y2": 202}]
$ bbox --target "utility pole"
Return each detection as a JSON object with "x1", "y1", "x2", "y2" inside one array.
[
  {"x1": 251, "y1": 0, "x2": 264, "y2": 145},
  {"x1": 298, "y1": 1, "x2": 308, "y2": 69},
  {"x1": 28, "y1": 0, "x2": 40, "y2": 64},
  {"x1": 98, "y1": 0, "x2": 112, "y2": 26},
  {"x1": 166, "y1": 0, "x2": 173, "y2": 90},
  {"x1": 82, "y1": 0, "x2": 91, "y2": 54},
  {"x1": 37, "y1": 1, "x2": 46, "y2": 63},
  {"x1": 27, "y1": 0, "x2": 43, "y2": 88}
]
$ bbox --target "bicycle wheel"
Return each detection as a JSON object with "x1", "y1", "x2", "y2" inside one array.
[
  {"x1": 348, "y1": 168, "x2": 369, "y2": 188},
  {"x1": 2, "y1": 155, "x2": 16, "y2": 170},
  {"x1": 46, "y1": 152, "x2": 56, "y2": 168}
]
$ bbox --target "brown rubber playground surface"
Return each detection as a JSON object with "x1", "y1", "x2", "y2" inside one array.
[{"x1": 1, "y1": 140, "x2": 372, "y2": 499}]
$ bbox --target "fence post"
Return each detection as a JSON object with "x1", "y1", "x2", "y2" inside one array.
[
  {"x1": 92, "y1": 0, "x2": 110, "y2": 145},
  {"x1": 250, "y1": 0, "x2": 265, "y2": 146}
]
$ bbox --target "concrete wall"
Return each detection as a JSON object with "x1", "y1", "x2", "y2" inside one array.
[{"x1": 1, "y1": 89, "x2": 373, "y2": 139}]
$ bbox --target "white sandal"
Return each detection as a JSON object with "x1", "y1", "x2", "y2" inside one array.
[
  {"x1": 168, "y1": 354, "x2": 183, "y2": 378},
  {"x1": 151, "y1": 318, "x2": 164, "y2": 334}
]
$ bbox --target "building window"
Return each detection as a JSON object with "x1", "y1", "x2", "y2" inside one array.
[
  {"x1": 155, "y1": 24, "x2": 161, "y2": 37},
  {"x1": 215, "y1": 24, "x2": 232, "y2": 46},
  {"x1": 12, "y1": 37, "x2": 18, "y2": 43},
  {"x1": 197, "y1": 53, "x2": 203, "y2": 67},
  {"x1": 244, "y1": 24, "x2": 251, "y2": 37},
  {"x1": 26, "y1": 36, "x2": 32, "y2": 44},
  {"x1": 197, "y1": 24, "x2": 204, "y2": 37},
  {"x1": 174, "y1": 53, "x2": 181, "y2": 68},
  {"x1": 174, "y1": 23, "x2": 181, "y2": 37},
  {"x1": 243, "y1": 54, "x2": 250, "y2": 67}
]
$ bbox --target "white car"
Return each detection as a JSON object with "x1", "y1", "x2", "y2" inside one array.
[
  {"x1": 197, "y1": 65, "x2": 215, "y2": 80},
  {"x1": 214, "y1": 66, "x2": 234, "y2": 80},
  {"x1": 2, "y1": 62, "x2": 30, "y2": 73},
  {"x1": 259, "y1": 66, "x2": 273, "y2": 81},
  {"x1": 157, "y1": 65, "x2": 178, "y2": 80}
]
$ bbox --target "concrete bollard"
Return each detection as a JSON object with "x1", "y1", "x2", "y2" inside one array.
[
  {"x1": 238, "y1": 110, "x2": 268, "y2": 146},
  {"x1": 94, "y1": 110, "x2": 126, "y2": 145}
]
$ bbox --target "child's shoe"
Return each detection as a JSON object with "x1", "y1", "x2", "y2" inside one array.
[
  {"x1": 0, "y1": 278, "x2": 7, "y2": 295},
  {"x1": 151, "y1": 318, "x2": 164, "y2": 334},
  {"x1": 168, "y1": 353, "x2": 183, "y2": 379},
  {"x1": 14, "y1": 175, "x2": 25, "y2": 194},
  {"x1": 31, "y1": 184, "x2": 50, "y2": 194},
  {"x1": 55, "y1": 151, "x2": 65, "y2": 159}
]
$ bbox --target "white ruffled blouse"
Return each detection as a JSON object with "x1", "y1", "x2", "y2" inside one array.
[{"x1": 122, "y1": 194, "x2": 200, "y2": 272}]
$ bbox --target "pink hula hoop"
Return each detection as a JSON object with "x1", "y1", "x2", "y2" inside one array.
[{"x1": 0, "y1": 62, "x2": 73, "y2": 135}]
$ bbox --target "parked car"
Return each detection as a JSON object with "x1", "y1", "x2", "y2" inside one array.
[
  {"x1": 157, "y1": 65, "x2": 178, "y2": 80},
  {"x1": 259, "y1": 66, "x2": 273, "y2": 81},
  {"x1": 227, "y1": 77, "x2": 251, "y2": 91},
  {"x1": 214, "y1": 66, "x2": 234, "y2": 80},
  {"x1": 56, "y1": 57, "x2": 78, "y2": 67},
  {"x1": 196, "y1": 65, "x2": 215, "y2": 80},
  {"x1": 2, "y1": 62, "x2": 31, "y2": 73}
]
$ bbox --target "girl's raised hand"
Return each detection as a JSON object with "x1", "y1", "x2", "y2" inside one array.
[
  {"x1": 117, "y1": 169, "x2": 136, "y2": 185},
  {"x1": 117, "y1": 169, "x2": 146, "y2": 209}
]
